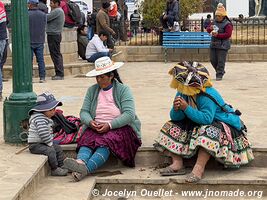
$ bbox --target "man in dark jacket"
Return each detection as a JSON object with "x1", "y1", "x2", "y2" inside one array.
[
  {"x1": 28, "y1": 0, "x2": 47, "y2": 83},
  {"x1": 160, "y1": 0, "x2": 179, "y2": 31},
  {"x1": 77, "y1": 25, "x2": 88, "y2": 60},
  {"x1": 96, "y1": 2, "x2": 116, "y2": 49},
  {"x1": 38, "y1": 0, "x2": 48, "y2": 13},
  {"x1": 130, "y1": 10, "x2": 140, "y2": 35}
]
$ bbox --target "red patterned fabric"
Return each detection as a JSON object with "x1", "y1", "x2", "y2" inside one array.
[{"x1": 53, "y1": 115, "x2": 83, "y2": 144}]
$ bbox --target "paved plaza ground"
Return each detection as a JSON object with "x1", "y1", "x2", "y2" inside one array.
[
  {"x1": 0, "y1": 61, "x2": 266, "y2": 147},
  {"x1": 0, "y1": 61, "x2": 267, "y2": 200}
]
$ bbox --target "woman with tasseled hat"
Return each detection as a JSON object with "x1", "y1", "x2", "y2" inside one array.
[
  {"x1": 154, "y1": 61, "x2": 254, "y2": 183},
  {"x1": 207, "y1": 3, "x2": 233, "y2": 81}
]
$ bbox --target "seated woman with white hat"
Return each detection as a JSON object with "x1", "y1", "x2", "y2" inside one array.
[{"x1": 64, "y1": 57, "x2": 142, "y2": 181}]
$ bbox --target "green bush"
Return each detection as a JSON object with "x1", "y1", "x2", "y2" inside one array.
[{"x1": 140, "y1": 0, "x2": 204, "y2": 27}]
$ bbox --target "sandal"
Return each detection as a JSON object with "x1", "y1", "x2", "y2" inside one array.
[
  {"x1": 160, "y1": 166, "x2": 186, "y2": 176},
  {"x1": 185, "y1": 172, "x2": 201, "y2": 183},
  {"x1": 63, "y1": 158, "x2": 88, "y2": 175},
  {"x1": 153, "y1": 142, "x2": 165, "y2": 152},
  {"x1": 72, "y1": 172, "x2": 87, "y2": 182}
]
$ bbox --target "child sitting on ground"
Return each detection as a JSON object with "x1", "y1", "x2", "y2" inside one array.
[{"x1": 27, "y1": 92, "x2": 68, "y2": 176}]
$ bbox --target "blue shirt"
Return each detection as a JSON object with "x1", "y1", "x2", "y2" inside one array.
[{"x1": 170, "y1": 87, "x2": 242, "y2": 130}]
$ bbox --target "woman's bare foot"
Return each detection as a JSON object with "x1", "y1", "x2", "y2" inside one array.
[
  {"x1": 191, "y1": 164, "x2": 204, "y2": 179},
  {"x1": 169, "y1": 163, "x2": 183, "y2": 171}
]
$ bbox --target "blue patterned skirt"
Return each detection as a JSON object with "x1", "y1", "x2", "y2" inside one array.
[{"x1": 158, "y1": 119, "x2": 254, "y2": 167}]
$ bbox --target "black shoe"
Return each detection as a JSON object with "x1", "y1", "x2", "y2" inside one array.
[
  {"x1": 51, "y1": 76, "x2": 64, "y2": 80},
  {"x1": 39, "y1": 78, "x2": 46, "y2": 83},
  {"x1": 216, "y1": 76, "x2": 223, "y2": 81}
]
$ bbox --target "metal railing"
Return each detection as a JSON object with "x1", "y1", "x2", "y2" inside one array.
[{"x1": 114, "y1": 18, "x2": 267, "y2": 46}]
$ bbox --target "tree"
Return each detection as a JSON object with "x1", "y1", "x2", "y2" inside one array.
[
  {"x1": 140, "y1": 0, "x2": 204, "y2": 27},
  {"x1": 139, "y1": 0, "x2": 165, "y2": 27}
]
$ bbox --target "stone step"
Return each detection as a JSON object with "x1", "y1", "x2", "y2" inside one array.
[
  {"x1": 23, "y1": 175, "x2": 95, "y2": 200},
  {"x1": 3, "y1": 61, "x2": 94, "y2": 79},
  {"x1": 93, "y1": 166, "x2": 267, "y2": 200},
  {"x1": 23, "y1": 166, "x2": 267, "y2": 200},
  {"x1": 10, "y1": 147, "x2": 267, "y2": 200},
  {"x1": 5, "y1": 52, "x2": 79, "y2": 66},
  {"x1": 62, "y1": 145, "x2": 267, "y2": 169},
  {"x1": 0, "y1": 147, "x2": 48, "y2": 200}
]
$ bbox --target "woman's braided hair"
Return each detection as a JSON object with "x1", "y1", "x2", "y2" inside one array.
[{"x1": 106, "y1": 69, "x2": 123, "y2": 84}]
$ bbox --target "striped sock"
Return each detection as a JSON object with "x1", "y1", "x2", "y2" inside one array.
[
  {"x1": 77, "y1": 146, "x2": 93, "y2": 164},
  {"x1": 86, "y1": 147, "x2": 110, "y2": 172}
]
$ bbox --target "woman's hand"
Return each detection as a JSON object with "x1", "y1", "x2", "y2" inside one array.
[
  {"x1": 173, "y1": 96, "x2": 181, "y2": 111},
  {"x1": 178, "y1": 96, "x2": 188, "y2": 110},
  {"x1": 173, "y1": 96, "x2": 188, "y2": 111},
  {"x1": 96, "y1": 122, "x2": 110, "y2": 134},
  {"x1": 163, "y1": 14, "x2": 167, "y2": 20},
  {"x1": 211, "y1": 31, "x2": 218, "y2": 37},
  {"x1": 89, "y1": 120, "x2": 99, "y2": 131}
]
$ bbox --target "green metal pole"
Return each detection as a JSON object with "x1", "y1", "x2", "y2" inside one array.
[{"x1": 3, "y1": 0, "x2": 37, "y2": 143}]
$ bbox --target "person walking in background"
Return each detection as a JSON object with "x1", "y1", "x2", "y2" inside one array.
[
  {"x1": 207, "y1": 3, "x2": 233, "y2": 81},
  {"x1": 108, "y1": 0, "x2": 120, "y2": 20},
  {"x1": 85, "y1": 31, "x2": 113, "y2": 63},
  {"x1": 96, "y1": 2, "x2": 116, "y2": 49},
  {"x1": 77, "y1": 25, "x2": 89, "y2": 60},
  {"x1": 0, "y1": 4, "x2": 9, "y2": 83},
  {"x1": 160, "y1": 0, "x2": 179, "y2": 32},
  {"x1": 130, "y1": 10, "x2": 140, "y2": 36},
  {"x1": 60, "y1": 0, "x2": 75, "y2": 28},
  {"x1": 38, "y1": 0, "x2": 48, "y2": 13},
  {"x1": 203, "y1": 14, "x2": 211, "y2": 30},
  {"x1": 0, "y1": 0, "x2": 7, "y2": 100},
  {"x1": 46, "y1": 0, "x2": 65, "y2": 80},
  {"x1": 123, "y1": 1, "x2": 128, "y2": 21},
  {"x1": 87, "y1": 8, "x2": 97, "y2": 40},
  {"x1": 0, "y1": 28, "x2": 8, "y2": 82},
  {"x1": 108, "y1": 0, "x2": 120, "y2": 41},
  {"x1": 28, "y1": 0, "x2": 47, "y2": 83}
]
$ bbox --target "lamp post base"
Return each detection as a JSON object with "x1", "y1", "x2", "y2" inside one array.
[{"x1": 3, "y1": 92, "x2": 36, "y2": 144}]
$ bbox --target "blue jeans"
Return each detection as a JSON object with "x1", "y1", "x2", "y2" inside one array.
[
  {"x1": 87, "y1": 26, "x2": 94, "y2": 40},
  {"x1": 77, "y1": 146, "x2": 110, "y2": 172},
  {"x1": 87, "y1": 52, "x2": 110, "y2": 63},
  {"x1": 31, "y1": 43, "x2": 46, "y2": 79},
  {"x1": 0, "y1": 39, "x2": 7, "y2": 93}
]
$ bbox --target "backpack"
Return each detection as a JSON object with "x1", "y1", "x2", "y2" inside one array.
[
  {"x1": 52, "y1": 113, "x2": 83, "y2": 145},
  {"x1": 52, "y1": 112, "x2": 80, "y2": 134},
  {"x1": 67, "y1": 1, "x2": 82, "y2": 24}
]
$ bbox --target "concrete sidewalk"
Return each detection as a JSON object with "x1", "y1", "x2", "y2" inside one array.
[{"x1": 0, "y1": 61, "x2": 266, "y2": 147}]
